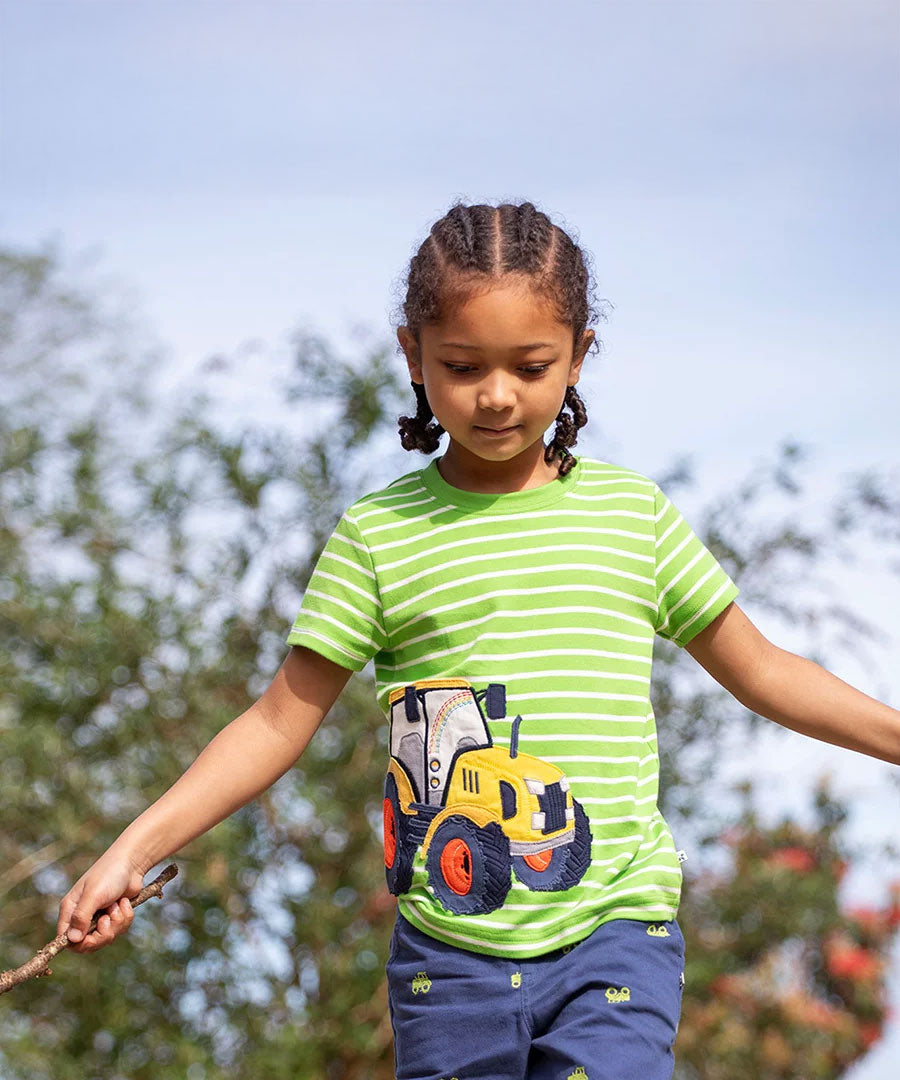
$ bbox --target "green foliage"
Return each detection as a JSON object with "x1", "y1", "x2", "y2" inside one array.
[
  {"x1": 1, "y1": 242, "x2": 897, "y2": 1077},
  {"x1": 676, "y1": 784, "x2": 899, "y2": 1079}
]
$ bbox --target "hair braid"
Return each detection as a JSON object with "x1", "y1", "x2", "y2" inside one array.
[
  {"x1": 439, "y1": 204, "x2": 495, "y2": 273},
  {"x1": 398, "y1": 380, "x2": 445, "y2": 453},
  {"x1": 544, "y1": 385, "x2": 587, "y2": 476},
  {"x1": 512, "y1": 201, "x2": 551, "y2": 275}
]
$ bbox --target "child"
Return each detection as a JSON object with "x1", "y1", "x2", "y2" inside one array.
[{"x1": 58, "y1": 201, "x2": 900, "y2": 1080}]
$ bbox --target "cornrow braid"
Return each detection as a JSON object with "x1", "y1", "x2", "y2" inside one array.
[
  {"x1": 505, "y1": 200, "x2": 552, "y2": 276},
  {"x1": 544, "y1": 385, "x2": 587, "y2": 476},
  {"x1": 394, "y1": 200, "x2": 604, "y2": 474},
  {"x1": 441, "y1": 203, "x2": 496, "y2": 273},
  {"x1": 398, "y1": 380, "x2": 444, "y2": 453}
]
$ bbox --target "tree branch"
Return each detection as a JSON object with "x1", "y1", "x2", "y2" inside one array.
[{"x1": 0, "y1": 864, "x2": 178, "y2": 995}]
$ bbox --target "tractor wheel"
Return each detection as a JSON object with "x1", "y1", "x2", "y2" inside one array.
[
  {"x1": 552, "y1": 800, "x2": 593, "y2": 891},
  {"x1": 383, "y1": 772, "x2": 413, "y2": 896},
  {"x1": 426, "y1": 815, "x2": 511, "y2": 915},
  {"x1": 511, "y1": 840, "x2": 573, "y2": 891}
]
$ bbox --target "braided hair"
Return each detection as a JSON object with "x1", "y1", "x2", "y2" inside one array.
[{"x1": 394, "y1": 200, "x2": 602, "y2": 476}]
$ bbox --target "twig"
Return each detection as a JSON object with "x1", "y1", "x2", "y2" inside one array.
[{"x1": 0, "y1": 864, "x2": 178, "y2": 996}]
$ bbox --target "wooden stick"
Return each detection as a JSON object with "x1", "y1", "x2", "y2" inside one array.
[{"x1": 0, "y1": 864, "x2": 179, "y2": 995}]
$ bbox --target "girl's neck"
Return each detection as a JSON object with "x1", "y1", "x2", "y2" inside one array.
[{"x1": 436, "y1": 439, "x2": 564, "y2": 494}]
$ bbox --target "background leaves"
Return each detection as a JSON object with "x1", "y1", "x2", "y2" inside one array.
[{"x1": 1, "y1": 243, "x2": 897, "y2": 1078}]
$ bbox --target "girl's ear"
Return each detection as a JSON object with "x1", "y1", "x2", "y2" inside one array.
[
  {"x1": 397, "y1": 327, "x2": 424, "y2": 384},
  {"x1": 568, "y1": 329, "x2": 594, "y2": 385}
]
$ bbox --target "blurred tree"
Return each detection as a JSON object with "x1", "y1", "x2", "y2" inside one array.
[
  {"x1": 675, "y1": 784, "x2": 900, "y2": 1079},
  {"x1": 0, "y1": 242, "x2": 407, "y2": 1079},
  {"x1": 1, "y1": 241, "x2": 897, "y2": 1078}
]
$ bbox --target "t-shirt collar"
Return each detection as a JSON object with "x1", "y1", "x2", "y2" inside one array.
[{"x1": 420, "y1": 454, "x2": 582, "y2": 512}]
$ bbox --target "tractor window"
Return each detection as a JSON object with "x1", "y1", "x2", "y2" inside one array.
[{"x1": 499, "y1": 780, "x2": 517, "y2": 820}]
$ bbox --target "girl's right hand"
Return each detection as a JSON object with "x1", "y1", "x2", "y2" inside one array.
[{"x1": 57, "y1": 851, "x2": 146, "y2": 954}]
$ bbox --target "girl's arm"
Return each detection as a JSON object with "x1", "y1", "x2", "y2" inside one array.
[
  {"x1": 58, "y1": 645, "x2": 353, "y2": 951},
  {"x1": 685, "y1": 602, "x2": 900, "y2": 765}
]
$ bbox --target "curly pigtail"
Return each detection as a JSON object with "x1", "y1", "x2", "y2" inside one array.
[
  {"x1": 398, "y1": 380, "x2": 445, "y2": 453},
  {"x1": 544, "y1": 385, "x2": 587, "y2": 476}
]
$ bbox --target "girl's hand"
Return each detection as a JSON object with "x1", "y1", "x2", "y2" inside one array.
[{"x1": 57, "y1": 851, "x2": 146, "y2": 954}]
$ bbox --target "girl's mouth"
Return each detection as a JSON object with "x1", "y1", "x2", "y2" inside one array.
[{"x1": 474, "y1": 425, "x2": 520, "y2": 437}]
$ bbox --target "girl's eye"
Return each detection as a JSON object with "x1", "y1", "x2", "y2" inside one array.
[{"x1": 441, "y1": 363, "x2": 552, "y2": 376}]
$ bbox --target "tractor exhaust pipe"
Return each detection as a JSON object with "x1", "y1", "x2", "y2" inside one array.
[{"x1": 509, "y1": 714, "x2": 523, "y2": 759}]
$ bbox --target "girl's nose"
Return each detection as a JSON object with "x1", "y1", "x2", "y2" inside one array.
[{"x1": 477, "y1": 371, "x2": 517, "y2": 411}]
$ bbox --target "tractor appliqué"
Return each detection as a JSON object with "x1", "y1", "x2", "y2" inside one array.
[{"x1": 382, "y1": 679, "x2": 593, "y2": 915}]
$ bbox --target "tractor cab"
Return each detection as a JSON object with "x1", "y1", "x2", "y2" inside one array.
[{"x1": 388, "y1": 678, "x2": 506, "y2": 806}]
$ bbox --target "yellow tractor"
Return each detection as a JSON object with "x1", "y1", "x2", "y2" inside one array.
[{"x1": 382, "y1": 678, "x2": 592, "y2": 915}]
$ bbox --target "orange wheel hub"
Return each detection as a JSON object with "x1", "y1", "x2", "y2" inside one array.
[
  {"x1": 523, "y1": 849, "x2": 553, "y2": 872},
  {"x1": 440, "y1": 837, "x2": 473, "y2": 895},
  {"x1": 383, "y1": 797, "x2": 397, "y2": 868}
]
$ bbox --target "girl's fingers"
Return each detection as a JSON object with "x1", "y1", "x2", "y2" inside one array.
[
  {"x1": 57, "y1": 887, "x2": 83, "y2": 938},
  {"x1": 107, "y1": 902, "x2": 128, "y2": 933},
  {"x1": 86, "y1": 918, "x2": 113, "y2": 951},
  {"x1": 67, "y1": 900, "x2": 132, "y2": 953},
  {"x1": 111, "y1": 898, "x2": 133, "y2": 924}
]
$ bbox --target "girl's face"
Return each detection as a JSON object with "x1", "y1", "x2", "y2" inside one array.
[{"x1": 398, "y1": 279, "x2": 593, "y2": 488}]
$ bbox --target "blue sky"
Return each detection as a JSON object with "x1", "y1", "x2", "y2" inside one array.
[
  {"x1": 3, "y1": 2, "x2": 899, "y2": 1074},
  {"x1": 3, "y1": 2, "x2": 898, "y2": 486}
]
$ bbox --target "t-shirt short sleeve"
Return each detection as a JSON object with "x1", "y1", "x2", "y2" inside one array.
[
  {"x1": 653, "y1": 483, "x2": 739, "y2": 647},
  {"x1": 285, "y1": 510, "x2": 387, "y2": 671}
]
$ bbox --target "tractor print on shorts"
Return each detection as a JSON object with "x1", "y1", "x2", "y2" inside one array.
[{"x1": 382, "y1": 678, "x2": 593, "y2": 915}]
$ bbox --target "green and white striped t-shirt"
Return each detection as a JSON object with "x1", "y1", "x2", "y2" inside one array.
[{"x1": 286, "y1": 455, "x2": 739, "y2": 958}]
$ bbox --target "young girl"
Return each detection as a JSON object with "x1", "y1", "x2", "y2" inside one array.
[{"x1": 58, "y1": 201, "x2": 900, "y2": 1080}]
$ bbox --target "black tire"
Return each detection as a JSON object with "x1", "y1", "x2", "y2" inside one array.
[
  {"x1": 511, "y1": 840, "x2": 572, "y2": 891},
  {"x1": 553, "y1": 800, "x2": 593, "y2": 891},
  {"x1": 426, "y1": 815, "x2": 511, "y2": 915},
  {"x1": 383, "y1": 772, "x2": 414, "y2": 896}
]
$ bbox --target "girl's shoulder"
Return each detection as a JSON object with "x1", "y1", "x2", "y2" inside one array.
[
  {"x1": 340, "y1": 465, "x2": 429, "y2": 521},
  {"x1": 576, "y1": 455, "x2": 659, "y2": 492}
]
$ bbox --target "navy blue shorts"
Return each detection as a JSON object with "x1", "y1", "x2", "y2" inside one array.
[{"x1": 386, "y1": 912, "x2": 685, "y2": 1080}]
